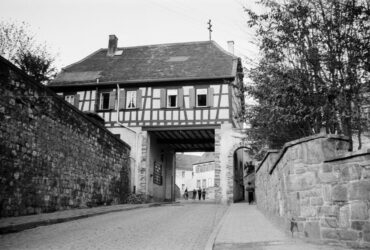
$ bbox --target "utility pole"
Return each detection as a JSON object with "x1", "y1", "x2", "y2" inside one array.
[{"x1": 207, "y1": 19, "x2": 212, "y2": 41}]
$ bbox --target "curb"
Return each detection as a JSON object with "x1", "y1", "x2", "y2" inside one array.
[
  {"x1": 204, "y1": 204, "x2": 231, "y2": 250},
  {"x1": 0, "y1": 202, "x2": 172, "y2": 235}
]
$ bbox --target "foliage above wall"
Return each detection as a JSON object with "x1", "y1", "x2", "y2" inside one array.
[{"x1": 244, "y1": 0, "x2": 370, "y2": 152}]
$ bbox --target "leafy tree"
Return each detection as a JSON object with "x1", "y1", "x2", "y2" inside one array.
[
  {"x1": 0, "y1": 20, "x2": 57, "y2": 84},
  {"x1": 245, "y1": 0, "x2": 370, "y2": 151}
]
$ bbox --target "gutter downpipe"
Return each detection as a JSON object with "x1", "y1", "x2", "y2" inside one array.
[{"x1": 116, "y1": 84, "x2": 139, "y2": 194}]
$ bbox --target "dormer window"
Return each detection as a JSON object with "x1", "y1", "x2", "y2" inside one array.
[
  {"x1": 99, "y1": 92, "x2": 111, "y2": 110},
  {"x1": 196, "y1": 88, "x2": 207, "y2": 107},
  {"x1": 167, "y1": 89, "x2": 178, "y2": 108},
  {"x1": 126, "y1": 90, "x2": 137, "y2": 109}
]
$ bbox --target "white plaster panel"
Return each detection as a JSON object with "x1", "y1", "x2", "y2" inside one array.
[
  {"x1": 90, "y1": 100, "x2": 95, "y2": 110},
  {"x1": 222, "y1": 84, "x2": 229, "y2": 94},
  {"x1": 184, "y1": 96, "x2": 189, "y2": 108},
  {"x1": 183, "y1": 86, "x2": 191, "y2": 95},
  {"x1": 145, "y1": 98, "x2": 151, "y2": 109},
  {"x1": 172, "y1": 110, "x2": 178, "y2": 120},
  {"x1": 159, "y1": 110, "x2": 164, "y2": 120},
  {"x1": 111, "y1": 112, "x2": 117, "y2": 122},
  {"x1": 196, "y1": 110, "x2": 201, "y2": 120},
  {"x1": 140, "y1": 87, "x2": 146, "y2": 95},
  {"x1": 210, "y1": 110, "x2": 217, "y2": 119},
  {"x1": 124, "y1": 111, "x2": 130, "y2": 121},
  {"x1": 85, "y1": 91, "x2": 91, "y2": 100},
  {"x1": 147, "y1": 87, "x2": 152, "y2": 96},
  {"x1": 131, "y1": 111, "x2": 136, "y2": 121},
  {"x1": 82, "y1": 102, "x2": 90, "y2": 111},
  {"x1": 220, "y1": 95, "x2": 229, "y2": 107},
  {"x1": 180, "y1": 111, "x2": 185, "y2": 120},
  {"x1": 186, "y1": 110, "x2": 194, "y2": 120},
  {"x1": 152, "y1": 110, "x2": 158, "y2": 120},
  {"x1": 203, "y1": 110, "x2": 209, "y2": 120},
  {"x1": 144, "y1": 111, "x2": 150, "y2": 120},
  {"x1": 119, "y1": 111, "x2": 123, "y2": 121},
  {"x1": 77, "y1": 91, "x2": 84, "y2": 97},
  {"x1": 166, "y1": 111, "x2": 172, "y2": 119},
  {"x1": 153, "y1": 89, "x2": 160, "y2": 98},
  {"x1": 213, "y1": 96, "x2": 219, "y2": 107},
  {"x1": 218, "y1": 109, "x2": 229, "y2": 119},
  {"x1": 212, "y1": 85, "x2": 220, "y2": 93},
  {"x1": 91, "y1": 90, "x2": 96, "y2": 98},
  {"x1": 152, "y1": 99, "x2": 160, "y2": 109},
  {"x1": 138, "y1": 111, "x2": 142, "y2": 120}
]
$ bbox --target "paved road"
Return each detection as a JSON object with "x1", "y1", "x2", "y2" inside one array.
[{"x1": 0, "y1": 203, "x2": 227, "y2": 250}]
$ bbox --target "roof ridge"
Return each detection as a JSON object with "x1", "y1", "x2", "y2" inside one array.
[{"x1": 98, "y1": 40, "x2": 214, "y2": 51}]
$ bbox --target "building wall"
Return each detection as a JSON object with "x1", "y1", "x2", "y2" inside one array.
[
  {"x1": 56, "y1": 82, "x2": 232, "y2": 127},
  {"x1": 0, "y1": 57, "x2": 131, "y2": 217},
  {"x1": 146, "y1": 132, "x2": 175, "y2": 201},
  {"x1": 256, "y1": 134, "x2": 370, "y2": 248},
  {"x1": 175, "y1": 169, "x2": 193, "y2": 195}
]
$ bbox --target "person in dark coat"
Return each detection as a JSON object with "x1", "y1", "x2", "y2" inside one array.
[
  {"x1": 202, "y1": 188, "x2": 206, "y2": 200},
  {"x1": 246, "y1": 182, "x2": 255, "y2": 204},
  {"x1": 197, "y1": 188, "x2": 202, "y2": 200},
  {"x1": 184, "y1": 188, "x2": 188, "y2": 200},
  {"x1": 192, "y1": 189, "x2": 196, "y2": 200}
]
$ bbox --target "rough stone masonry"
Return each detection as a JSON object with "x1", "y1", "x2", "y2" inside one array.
[
  {"x1": 0, "y1": 56, "x2": 131, "y2": 217},
  {"x1": 256, "y1": 133, "x2": 370, "y2": 249}
]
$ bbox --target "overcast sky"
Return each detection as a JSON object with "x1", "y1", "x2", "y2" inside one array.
[{"x1": 1, "y1": 0, "x2": 264, "y2": 70}]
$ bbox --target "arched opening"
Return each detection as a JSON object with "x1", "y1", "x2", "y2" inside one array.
[{"x1": 233, "y1": 147, "x2": 255, "y2": 203}]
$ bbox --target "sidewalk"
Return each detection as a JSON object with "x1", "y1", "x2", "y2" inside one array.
[
  {"x1": 208, "y1": 203, "x2": 352, "y2": 250},
  {"x1": 0, "y1": 202, "x2": 170, "y2": 234}
]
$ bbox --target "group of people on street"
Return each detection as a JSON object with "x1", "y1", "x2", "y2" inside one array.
[{"x1": 184, "y1": 188, "x2": 206, "y2": 200}]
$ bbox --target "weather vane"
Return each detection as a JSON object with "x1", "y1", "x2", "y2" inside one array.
[{"x1": 207, "y1": 19, "x2": 212, "y2": 41}]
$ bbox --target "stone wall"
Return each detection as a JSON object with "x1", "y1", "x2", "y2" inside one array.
[
  {"x1": 256, "y1": 133, "x2": 370, "y2": 248},
  {"x1": 0, "y1": 56, "x2": 131, "y2": 217}
]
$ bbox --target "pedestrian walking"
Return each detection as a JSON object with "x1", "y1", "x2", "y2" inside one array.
[
  {"x1": 192, "y1": 189, "x2": 196, "y2": 199},
  {"x1": 184, "y1": 188, "x2": 188, "y2": 200},
  {"x1": 197, "y1": 187, "x2": 202, "y2": 200},
  {"x1": 202, "y1": 188, "x2": 206, "y2": 200},
  {"x1": 246, "y1": 182, "x2": 254, "y2": 204}
]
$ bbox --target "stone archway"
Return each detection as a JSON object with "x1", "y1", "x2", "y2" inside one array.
[{"x1": 214, "y1": 123, "x2": 250, "y2": 204}]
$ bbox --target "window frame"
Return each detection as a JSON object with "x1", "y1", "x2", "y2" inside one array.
[
  {"x1": 166, "y1": 88, "x2": 178, "y2": 108},
  {"x1": 126, "y1": 90, "x2": 137, "y2": 109},
  {"x1": 99, "y1": 91, "x2": 111, "y2": 110},
  {"x1": 196, "y1": 88, "x2": 208, "y2": 107}
]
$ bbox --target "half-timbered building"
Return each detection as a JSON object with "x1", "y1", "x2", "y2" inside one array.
[{"x1": 49, "y1": 35, "x2": 245, "y2": 203}]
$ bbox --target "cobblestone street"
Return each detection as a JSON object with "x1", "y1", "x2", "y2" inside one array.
[{"x1": 0, "y1": 203, "x2": 227, "y2": 250}]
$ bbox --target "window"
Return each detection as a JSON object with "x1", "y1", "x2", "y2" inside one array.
[
  {"x1": 202, "y1": 179, "x2": 206, "y2": 188},
  {"x1": 65, "y1": 95, "x2": 75, "y2": 105},
  {"x1": 197, "y1": 180, "x2": 201, "y2": 188},
  {"x1": 126, "y1": 90, "x2": 137, "y2": 109},
  {"x1": 182, "y1": 171, "x2": 185, "y2": 178},
  {"x1": 99, "y1": 92, "x2": 111, "y2": 110},
  {"x1": 196, "y1": 88, "x2": 207, "y2": 107},
  {"x1": 167, "y1": 89, "x2": 178, "y2": 108}
]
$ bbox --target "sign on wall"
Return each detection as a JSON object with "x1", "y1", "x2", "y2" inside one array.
[{"x1": 153, "y1": 161, "x2": 163, "y2": 185}]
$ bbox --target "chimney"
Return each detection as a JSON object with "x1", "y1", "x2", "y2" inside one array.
[
  {"x1": 107, "y1": 35, "x2": 118, "y2": 56},
  {"x1": 227, "y1": 41, "x2": 234, "y2": 55}
]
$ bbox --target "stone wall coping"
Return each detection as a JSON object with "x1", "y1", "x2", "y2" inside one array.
[
  {"x1": 0, "y1": 55, "x2": 130, "y2": 150},
  {"x1": 324, "y1": 148, "x2": 370, "y2": 163},
  {"x1": 268, "y1": 133, "x2": 349, "y2": 175},
  {"x1": 255, "y1": 150, "x2": 279, "y2": 173}
]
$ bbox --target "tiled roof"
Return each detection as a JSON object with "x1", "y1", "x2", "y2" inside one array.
[
  {"x1": 51, "y1": 41, "x2": 238, "y2": 86},
  {"x1": 176, "y1": 154, "x2": 202, "y2": 171},
  {"x1": 194, "y1": 152, "x2": 215, "y2": 164}
]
